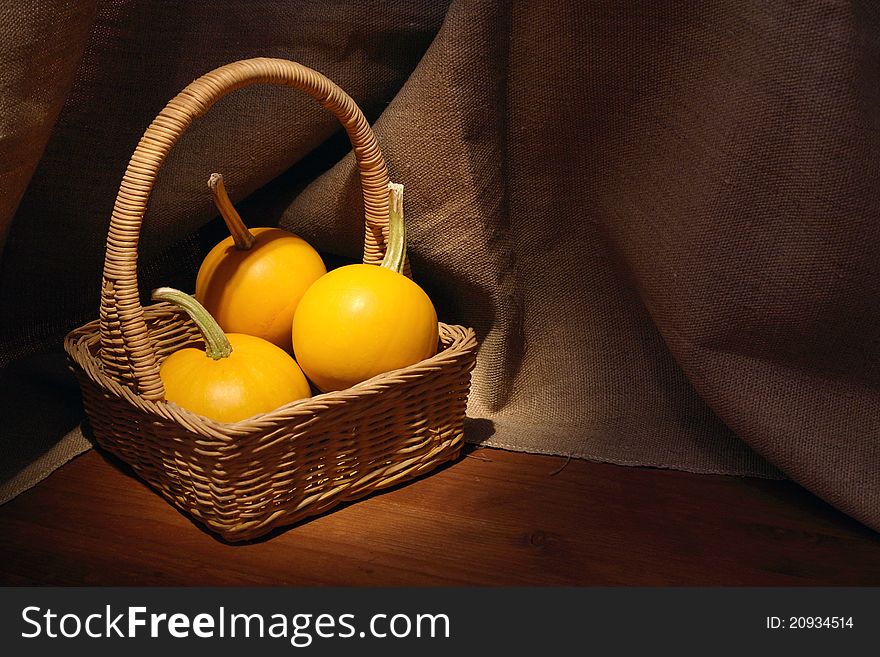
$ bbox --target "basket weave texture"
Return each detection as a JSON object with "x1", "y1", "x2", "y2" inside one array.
[{"x1": 63, "y1": 58, "x2": 478, "y2": 542}]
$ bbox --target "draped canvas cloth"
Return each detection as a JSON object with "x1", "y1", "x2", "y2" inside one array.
[{"x1": 2, "y1": 1, "x2": 878, "y2": 530}]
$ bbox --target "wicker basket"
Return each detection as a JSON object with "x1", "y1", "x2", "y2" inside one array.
[{"x1": 63, "y1": 58, "x2": 479, "y2": 542}]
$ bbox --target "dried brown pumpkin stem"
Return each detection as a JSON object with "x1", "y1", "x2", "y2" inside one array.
[{"x1": 208, "y1": 172, "x2": 255, "y2": 250}]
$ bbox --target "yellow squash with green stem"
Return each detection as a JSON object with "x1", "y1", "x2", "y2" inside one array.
[
  {"x1": 153, "y1": 287, "x2": 311, "y2": 423},
  {"x1": 195, "y1": 173, "x2": 326, "y2": 352},
  {"x1": 292, "y1": 184, "x2": 438, "y2": 392}
]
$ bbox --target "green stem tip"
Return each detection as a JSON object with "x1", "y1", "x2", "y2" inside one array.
[
  {"x1": 151, "y1": 287, "x2": 232, "y2": 360},
  {"x1": 381, "y1": 182, "x2": 407, "y2": 274}
]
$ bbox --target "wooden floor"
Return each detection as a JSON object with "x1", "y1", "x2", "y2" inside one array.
[{"x1": 1, "y1": 446, "x2": 879, "y2": 586}]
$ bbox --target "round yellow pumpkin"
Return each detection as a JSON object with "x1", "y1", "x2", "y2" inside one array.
[
  {"x1": 196, "y1": 227, "x2": 326, "y2": 352},
  {"x1": 291, "y1": 183, "x2": 438, "y2": 392},
  {"x1": 194, "y1": 174, "x2": 325, "y2": 352},
  {"x1": 292, "y1": 264, "x2": 438, "y2": 392},
  {"x1": 153, "y1": 287, "x2": 311, "y2": 423}
]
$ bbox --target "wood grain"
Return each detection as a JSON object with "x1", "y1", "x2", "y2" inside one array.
[{"x1": 1, "y1": 446, "x2": 878, "y2": 586}]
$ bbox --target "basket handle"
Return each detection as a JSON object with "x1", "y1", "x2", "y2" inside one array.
[{"x1": 99, "y1": 58, "x2": 390, "y2": 400}]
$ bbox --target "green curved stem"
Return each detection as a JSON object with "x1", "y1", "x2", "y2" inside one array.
[
  {"x1": 381, "y1": 182, "x2": 406, "y2": 274},
  {"x1": 151, "y1": 287, "x2": 232, "y2": 360}
]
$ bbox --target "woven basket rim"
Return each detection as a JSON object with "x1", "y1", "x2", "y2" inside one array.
[{"x1": 65, "y1": 303, "x2": 478, "y2": 441}]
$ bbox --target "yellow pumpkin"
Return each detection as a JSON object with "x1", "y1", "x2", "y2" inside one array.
[
  {"x1": 152, "y1": 287, "x2": 311, "y2": 423},
  {"x1": 292, "y1": 183, "x2": 438, "y2": 392},
  {"x1": 195, "y1": 174, "x2": 326, "y2": 352}
]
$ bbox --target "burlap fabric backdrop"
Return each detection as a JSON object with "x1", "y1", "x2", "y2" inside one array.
[{"x1": 1, "y1": 1, "x2": 878, "y2": 531}]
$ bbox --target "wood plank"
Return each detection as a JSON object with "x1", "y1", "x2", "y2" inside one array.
[{"x1": 0, "y1": 446, "x2": 878, "y2": 586}]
